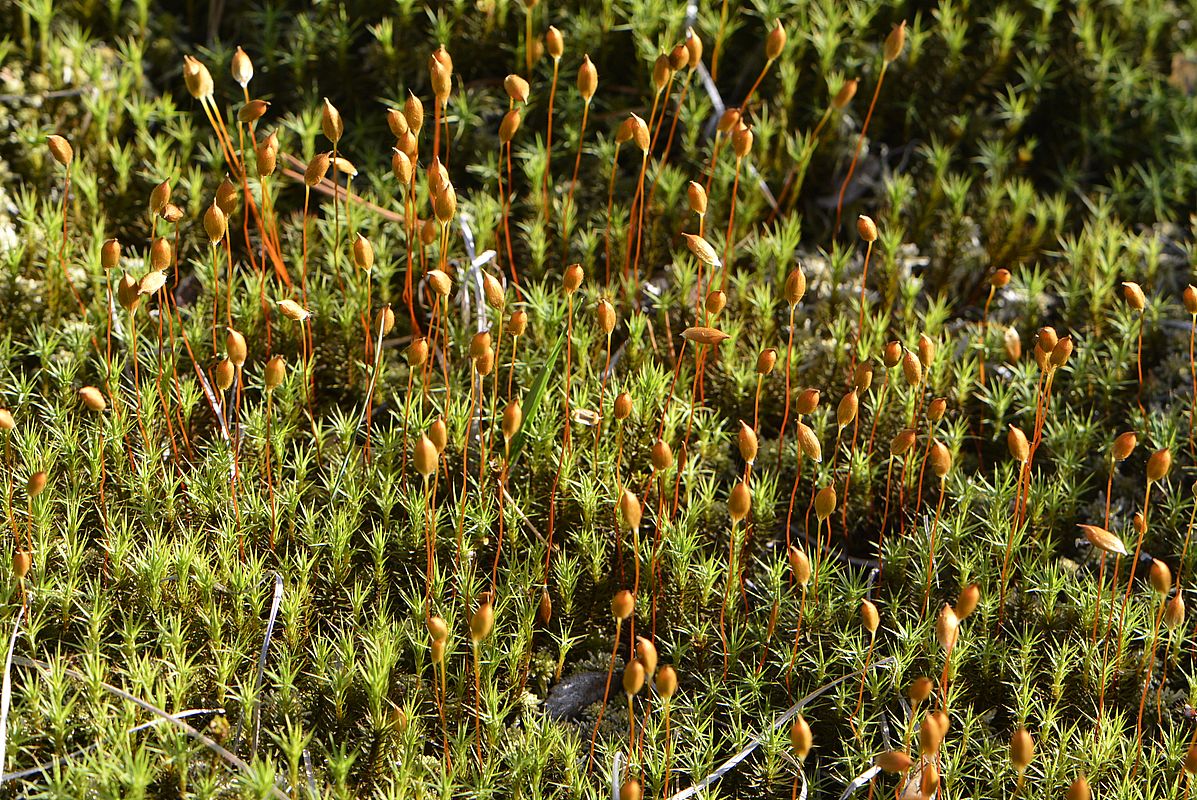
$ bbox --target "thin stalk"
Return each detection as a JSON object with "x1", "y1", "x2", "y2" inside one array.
[
  {"x1": 650, "y1": 471, "x2": 667, "y2": 638},
  {"x1": 490, "y1": 451, "x2": 512, "y2": 590},
  {"x1": 95, "y1": 423, "x2": 109, "y2": 573},
  {"x1": 587, "y1": 617, "x2": 624, "y2": 775},
  {"x1": 914, "y1": 420, "x2": 939, "y2": 518},
  {"x1": 126, "y1": 306, "x2": 152, "y2": 453},
  {"x1": 507, "y1": 330, "x2": 520, "y2": 402},
  {"x1": 851, "y1": 631, "x2": 877, "y2": 733},
  {"x1": 626, "y1": 692, "x2": 638, "y2": 771},
  {"x1": 56, "y1": 163, "x2": 86, "y2": 317},
  {"x1": 503, "y1": 141, "x2": 519, "y2": 294},
  {"x1": 1104, "y1": 482, "x2": 1154, "y2": 718},
  {"x1": 1136, "y1": 311, "x2": 1146, "y2": 418},
  {"x1": 710, "y1": 0, "x2": 730, "y2": 81},
  {"x1": 542, "y1": 55, "x2": 561, "y2": 221},
  {"x1": 594, "y1": 329, "x2": 615, "y2": 459},
  {"x1": 834, "y1": 61, "x2": 889, "y2": 233},
  {"x1": 400, "y1": 368, "x2": 415, "y2": 481},
  {"x1": 442, "y1": 100, "x2": 451, "y2": 170},
  {"x1": 672, "y1": 344, "x2": 706, "y2": 519},
  {"x1": 840, "y1": 412, "x2": 863, "y2": 536},
  {"x1": 438, "y1": 656, "x2": 451, "y2": 771},
  {"x1": 921, "y1": 478, "x2": 948, "y2": 619},
  {"x1": 752, "y1": 374, "x2": 764, "y2": 431},
  {"x1": 422, "y1": 474, "x2": 435, "y2": 604},
  {"x1": 433, "y1": 97, "x2": 442, "y2": 164},
  {"x1": 627, "y1": 150, "x2": 651, "y2": 291},
  {"x1": 265, "y1": 390, "x2": 276, "y2": 550},
  {"x1": 152, "y1": 289, "x2": 180, "y2": 468},
  {"x1": 784, "y1": 584, "x2": 808, "y2": 694},
  {"x1": 603, "y1": 142, "x2": 623, "y2": 284},
  {"x1": 440, "y1": 291, "x2": 453, "y2": 411},
  {"x1": 756, "y1": 598, "x2": 779, "y2": 675},
  {"x1": 231, "y1": 364, "x2": 244, "y2": 558},
  {"x1": 473, "y1": 641, "x2": 484, "y2": 764},
  {"x1": 211, "y1": 243, "x2": 221, "y2": 355},
  {"x1": 662, "y1": 699, "x2": 673, "y2": 797},
  {"x1": 105, "y1": 271, "x2": 114, "y2": 366},
  {"x1": 877, "y1": 457, "x2": 896, "y2": 576},
  {"x1": 223, "y1": 234, "x2": 234, "y2": 331},
  {"x1": 363, "y1": 269, "x2": 375, "y2": 461},
  {"x1": 979, "y1": 284, "x2": 996, "y2": 386},
  {"x1": 737, "y1": 57, "x2": 777, "y2": 123},
  {"x1": 1092, "y1": 456, "x2": 1118, "y2": 646},
  {"x1": 895, "y1": 448, "x2": 913, "y2": 541},
  {"x1": 1133, "y1": 594, "x2": 1168, "y2": 767},
  {"x1": 784, "y1": 448, "x2": 806, "y2": 554},
  {"x1": 164, "y1": 231, "x2": 191, "y2": 458},
  {"x1": 456, "y1": 367, "x2": 479, "y2": 567},
  {"x1": 775, "y1": 303, "x2": 797, "y2": 473},
  {"x1": 864, "y1": 373, "x2": 891, "y2": 470},
  {"x1": 1190, "y1": 312, "x2": 1196, "y2": 453},
  {"x1": 645, "y1": 68, "x2": 694, "y2": 213},
  {"x1": 259, "y1": 176, "x2": 275, "y2": 355},
  {"x1": 302, "y1": 318, "x2": 320, "y2": 448},
  {"x1": 403, "y1": 181, "x2": 420, "y2": 335},
  {"x1": 2, "y1": 436, "x2": 14, "y2": 543},
  {"x1": 1180, "y1": 499, "x2": 1197, "y2": 588},
  {"x1": 614, "y1": 421, "x2": 627, "y2": 578},
  {"x1": 545, "y1": 296, "x2": 574, "y2": 584},
  {"x1": 1096, "y1": 552, "x2": 1123, "y2": 723},
  {"x1": 630, "y1": 525, "x2": 641, "y2": 647},
  {"x1": 852, "y1": 240, "x2": 875, "y2": 368},
  {"x1": 939, "y1": 636, "x2": 956, "y2": 713},
  {"x1": 693, "y1": 214, "x2": 707, "y2": 313},
  {"x1": 719, "y1": 156, "x2": 745, "y2": 292},
  {"x1": 561, "y1": 99, "x2": 591, "y2": 261},
  {"x1": 702, "y1": 131, "x2": 726, "y2": 196},
  {"x1": 719, "y1": 519, "x2": 739, "y2": 680},
  {"x1": 300, "y1": 186, "x2": 311, "y2": 307}
]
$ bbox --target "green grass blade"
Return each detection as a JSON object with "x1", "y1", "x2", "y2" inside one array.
[{"x1": 507, "y1": 329, "x2": 565, "y2": 465}]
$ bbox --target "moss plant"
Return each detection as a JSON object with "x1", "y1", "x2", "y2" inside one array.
[{"x1": 4, "y1": 3, "x2": 1197, "y2": 798}]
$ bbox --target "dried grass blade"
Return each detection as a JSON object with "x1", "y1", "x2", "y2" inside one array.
[
  {"x1": 250, "y1": 572, "x2": 285, "y2": 760},
  {"x1": 0, "y1": 609, "x2": 23, "y2": 780},
  {"x1": 665, "y1": 657, "x2": 894, "y2": 800},
  {"x1": 2, "y1": 708, "x2": 219, "y2": 784},
  {"x1": 10, "y1": 654, "x2": 289, "y2": 800}
]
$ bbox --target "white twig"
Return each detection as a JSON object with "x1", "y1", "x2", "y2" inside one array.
[
  {"x1": 250, "y1": 572, "x2": 285, "y2": 760},
  {"x1": 837, "y1": 766, "x2": 880, "y2": 800},
  {"x1": 2, "y1": 708, "x2": 219, "y2": 784},
  {"x1": 0, "y1": 608, "x2": 24, "y2": 780},
  {"x1": 10, "y1": 654, "x2": 289, "y2": 800},
  {"x1": 666, "y1": 657, "x2": 895, "y2": 800}
]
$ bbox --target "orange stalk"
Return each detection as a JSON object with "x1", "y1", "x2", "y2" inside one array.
[{"x1": 834, "y1": 62, "x2": 889, "y2": 234}]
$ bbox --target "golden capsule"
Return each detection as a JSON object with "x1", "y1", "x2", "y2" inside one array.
[
  {"x1": 882, "y1": 20, "x2": 907, "y2": 63},
  {"x1": 620, "y1": 489, "x2": 642, "y2": 531},
  {"x1": 728, "y1": 480, "x2": 751, "y2": 523},
  {"x1": 414, "y1": 435, "x2": 438, "y2": 478},
  {"x1": 611, "y1": 589, "x2": 635, "y2": 620},
  {"x1": 47, "y1": 135, "x2": 73, "y2": 166},
  {"x1": 470, "y1": 596, "x2": 495, "y2": 642},
  {"x1": 577, "y1": 55, "x2": 598, "y2": 101},
  {"x1": 1010, "y1": 726, "x2": 1034, "y2": 772},
  {"x1": 78, "y1": 386, "x2": 107, "y2": 413},
  {"x1": 264, "y1": 356, "x2": 286, "y2": 391},
  {"x1": 857, "y1": 214, "x2": 878, "y2": 242}
]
